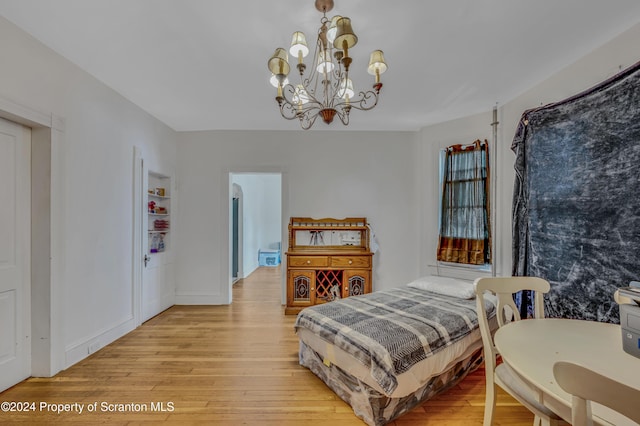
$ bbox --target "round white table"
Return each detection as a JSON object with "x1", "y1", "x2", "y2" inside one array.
[{"x1": 493, "y1": 318, "x2": 640, "y2": 426}]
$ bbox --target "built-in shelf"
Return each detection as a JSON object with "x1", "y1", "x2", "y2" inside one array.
[
  {"x1": 148, "y1": 193, "x2": 170, "y2": 200},
  {"x1": 148, "y1": 173, "x2": 170, "y2": 254}
]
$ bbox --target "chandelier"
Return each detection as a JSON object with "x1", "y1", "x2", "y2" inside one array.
[{"x1": 267, "y1": 0, "x2": 388, "y2": 130}]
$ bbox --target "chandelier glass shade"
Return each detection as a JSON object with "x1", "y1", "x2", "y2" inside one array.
[{"x1": 267, "y1": 0, "x2": 387, "y2": 130}]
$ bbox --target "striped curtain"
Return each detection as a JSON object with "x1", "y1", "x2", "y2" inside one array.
[{"x1": 437, "y1": 139, "x2": 491, "y2": 265}]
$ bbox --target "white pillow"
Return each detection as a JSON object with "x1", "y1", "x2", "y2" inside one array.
[{"x1": 407, "y1": 275, "x2": 476, "y2": 299}]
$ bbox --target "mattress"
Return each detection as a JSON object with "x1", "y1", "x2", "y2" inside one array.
[
  {"x1": 298, "y1": 338, "x2": 484, "y2": 426},
  {"x1": 297, "y1": 317, "x2": 486, "y2": 398},
  {"x1": 294, "y1": 285, "x2": 497, "y2": 398}
]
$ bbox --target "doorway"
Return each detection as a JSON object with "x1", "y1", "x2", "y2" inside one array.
[
  {"x1": 229, "y1": 173, "x2": 282, "y2": 301},
  {"x1": 0, "y1": 117, "x2": 31, "y2": 391},
  {"x1": 0, "y1": 98, "x2": 65, "y2": 382}
]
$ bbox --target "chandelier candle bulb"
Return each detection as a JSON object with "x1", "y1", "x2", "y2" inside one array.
[
  {"x1": 268, "y1": 0, "x2": 387, "y2": 129},
  {"x1": 317, "y1": 50, "x2": 334, "y2": 74},
  {"x1": 340, "y1": 78, "x2": 354, "y2": 100},
  {"x1": 334, "y1": 17, "x2": 357, "y2": 50},
  {"x1": 290, "y1": 31, "x2": 309, "y2": 64},
  {"x1": 368, "y1": 50, "x2": 388, "y2": 85},
  {"x1": 268, "y1": 47, "x2": 290, "y2": 78},
  {"x1": 270, "y1": 73, "x2": 289, "y2": 88}
]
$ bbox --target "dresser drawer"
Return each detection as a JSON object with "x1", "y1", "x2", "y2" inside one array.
[
  {"x1": 288, "y1": 256, "x2": 329, "y2": 267},
  {"x1": 331, "y1": 256, "x2": 371, "y2": 268}
]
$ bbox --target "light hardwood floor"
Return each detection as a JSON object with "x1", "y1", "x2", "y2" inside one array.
[{"x1": 1, "y1": 266, "x2": 534, "y2": 425}]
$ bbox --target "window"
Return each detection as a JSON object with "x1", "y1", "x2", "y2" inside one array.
[{"x1": 437, "y1": 139, "x2": 491, "y2": 266}]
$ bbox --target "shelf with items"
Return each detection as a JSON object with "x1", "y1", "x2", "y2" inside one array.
[
  {"x1": 288, "y1": 217, "x2": 370, "y2": 252},
  {"x1": 147, "y1": 172, "x2": 171, "y2": 254},
  {"x1": 151, "y1": 218, "x2": 169, "y2": 230},
  {"x1": 148, "y1": 232, "x2": 167, "y2": 253},
  {"x1": 148, "y1": 193, "x2": 170, "y2": 200},
  {"x1": 147, "y1": 201, "x2": 169, "y2": 214}
]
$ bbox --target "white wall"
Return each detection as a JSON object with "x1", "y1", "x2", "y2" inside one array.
[
  {"x1": 419, "y1": 22, "x2": 640, "y2": 280},
  {"x1": 232, "y1": 173, "x2": 281, "y2": 277},
  {"x1": 0, "y1": 16, "x2": 177, "y2": 373},
  {"x1": 175, "y1": 130, "x2": 421, "y2": 304}
]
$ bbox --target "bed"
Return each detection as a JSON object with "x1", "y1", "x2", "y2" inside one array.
[{"x1": 294, "y1": 276, "x2": 497, "y2": 425}]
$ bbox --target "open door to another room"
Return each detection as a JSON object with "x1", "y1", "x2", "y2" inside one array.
[{"x1": 229, "y1": 173, "x2": 283, "y2": 302}]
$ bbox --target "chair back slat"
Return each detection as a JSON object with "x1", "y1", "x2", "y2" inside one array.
[{"x1": 554, "y1": 361, "x2": 640, "y2": 425}]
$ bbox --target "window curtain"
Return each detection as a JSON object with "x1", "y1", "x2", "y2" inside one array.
[{"x1": 437, "y1": 139, "x2": 491, "y2": 265}]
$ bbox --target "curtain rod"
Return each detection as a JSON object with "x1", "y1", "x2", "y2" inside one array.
[
  {"x1": 490, "y1": 105, "x2": 498, "y2": 278},
  {"x1": 441, "y1": 139, "x2": 488, "y2": 152}
]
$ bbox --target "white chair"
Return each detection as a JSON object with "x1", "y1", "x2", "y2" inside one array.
[
  {"x1": 614, "y1": 288, "x2": 635, "y2": 305},
  {"x1": 474, "y1": 277, "x2": 562, "y2": 426},
  {"x1": 553, "y1": 361, "x2": 640, "y2": 426}
]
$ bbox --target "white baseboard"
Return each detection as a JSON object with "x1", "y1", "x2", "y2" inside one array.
[
  {"x1": 64, "y1": 317, "x2": 136, "y2": 369},
  {"x1": 174, "y1": 292, "x2": 229, "y2": 305}
]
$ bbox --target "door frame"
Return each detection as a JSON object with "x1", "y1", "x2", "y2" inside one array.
[
  {"x1": 0, "y1": 96, "x2": 66, "y2": 377},
  {"x1": 132, "y1": 147, "x2": 143, "y2": 326},
  {"x1": 231, "y1": 185, "x2": 242, "y2": 282},
  {"x1": 225, "y1": 168, "x2": 289, "y2": 304},
  {"x1": 0, "y1": 117, "x2": 31, "y2": 391}
]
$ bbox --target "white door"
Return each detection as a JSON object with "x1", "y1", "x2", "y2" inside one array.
[
  {"x1": 141, "y1": 169, "x2": 173, "y2": 322},
  {"x1": 0, "y1": 117, "x2": 31, "y2": 391}
]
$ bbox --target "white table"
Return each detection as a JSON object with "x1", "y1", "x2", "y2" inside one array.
[{"x1": 494, "y1": 318, "x2": 640, "y2": 426}]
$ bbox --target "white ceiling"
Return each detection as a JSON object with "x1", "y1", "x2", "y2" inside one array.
[{"x1": 1, "y1": 0, "x2": 640, "y2": 132}]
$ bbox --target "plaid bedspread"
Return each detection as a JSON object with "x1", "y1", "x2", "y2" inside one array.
[{"x1": 294, "y1": 286, "x2": 496, "y2": 395}]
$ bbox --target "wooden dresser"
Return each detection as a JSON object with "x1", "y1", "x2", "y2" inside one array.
[{"x1": 285, "y1": 217, "x2": 373, "y2": 315}]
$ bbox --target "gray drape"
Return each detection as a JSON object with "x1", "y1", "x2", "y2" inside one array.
[{"x1": 511, "y1": 62, "x2": 640, "y2": 322}]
